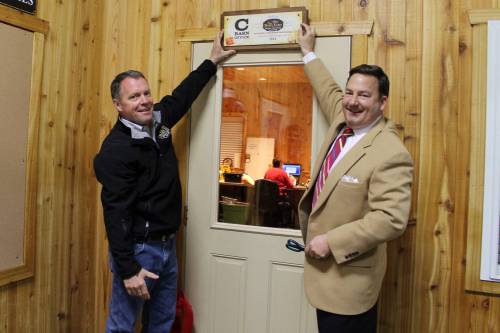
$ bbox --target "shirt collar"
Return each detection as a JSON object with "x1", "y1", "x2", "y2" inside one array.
[
  {"x1": 119, "y1": 117, "x2": 147, "y2": 132},
  {"x1": 119, "y1": 112, "x2": 161, "y2": 139}
]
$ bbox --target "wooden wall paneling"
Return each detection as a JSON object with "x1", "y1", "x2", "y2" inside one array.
[
  {"x1": 489, "y1": 297, "x2": 500, "y2": 332},
  {"x1": 379, "y1": 229, "x2": 416, "y2": 333},
  {"x1": 203, "y1": 0, "x2": 222, "y2": 28},
  {"x1": 351, "y1": 35, "x2": 368, "y2": 67},
  {"x1": 67, "y1": 0, "x2": 105, "y2": 331},
  {"x1": 93, "y1": 2, "x2": 122, "y2": 331},
  {"x1": 220, "y1": 0, "x2": 254, "y2": 12},
  {"x1": 258, "y1": 0, "x2": 286, "y2": 10},
  {"x1": 377, "y1": 1, "x2": 420, "y2": 332},
  {"x1": 147, "y1": 0, "x2": 166, "y2": 141},
  {"x1": 176, "y1": 0, "x2": 202, "y2": 29},
  {"x1": 289, "y1": 0, "x2": 321, "y2": 22},
  {"x1": 21, "y1": 32, "x2": 45, "y2": 331},
  {"x1": 447, "y1": 1, "x2": 485, "y2": 332},
  {"x1": 403, "y1": 0, "x2": 423, "y2": 223},
  {"x1": 382, "y1": 0, "x2": 406, "y2": 124},
  {"x1": 319, "y1": 0, "x2": 348, "y2": 21},
  {"x1": 34, "y1": 1, "x2": 83, "y2": 331},
  {"x1": 366, "y1": 0, "x2": 387, "y2": 66},
  {"x1": 352, "y1": 0, "x2": 369, "y2": 21},
  {"x1": 94, "y1": 1, "x2": 155, "y2": 330},
  {"x1": 412, "y1": 0, "x2": 461, "y2": 332},
  {"x1": 469, "y1": 296, "x2": 492, "y2": 332},
  {"x1": 220, "y1": 0, "x2": 238, "y2": 12}
]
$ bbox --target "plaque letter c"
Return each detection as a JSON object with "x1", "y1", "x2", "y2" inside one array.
[{"x1": 235, "y1": 19, "x2": 249, "y2": 31}]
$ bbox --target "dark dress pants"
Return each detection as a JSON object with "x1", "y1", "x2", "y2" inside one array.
[{"x1": 316, "y1": 303, "x2": 377, "y2": 333}]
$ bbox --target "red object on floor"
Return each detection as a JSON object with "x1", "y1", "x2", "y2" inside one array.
[{"x1": 171, "y1": 290, "x2": 194, "y2": 333}]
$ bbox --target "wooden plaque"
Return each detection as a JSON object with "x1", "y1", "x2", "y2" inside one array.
[{"x1": 221, "y1": 7, "x2": 308, "y2": 50}]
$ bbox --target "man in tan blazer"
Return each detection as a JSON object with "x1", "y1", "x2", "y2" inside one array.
[{"x1": 297, "y1": 24, "x2": 413, "y2": 333}]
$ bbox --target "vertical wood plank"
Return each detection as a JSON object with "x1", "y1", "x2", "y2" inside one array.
[
  {"x1": 412, "y1": 0, "x2": 460, "y2": 332},
  {"x1": 448, "y1": 0, "x2": 487, "y2": 332},
  {"x1": 351, "y1": 34, "x2": 368, "y2": 66}
]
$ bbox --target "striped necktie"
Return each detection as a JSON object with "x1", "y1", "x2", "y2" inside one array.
[{"x1": 312, "y1": 127, "x2": 354, "y2": 208}]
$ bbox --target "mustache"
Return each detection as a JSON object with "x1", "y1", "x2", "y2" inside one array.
[{"x1": 345, "y1": 108, "x2": 363, "y2": 113}]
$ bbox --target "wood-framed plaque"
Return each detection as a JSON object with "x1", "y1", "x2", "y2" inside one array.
[{"x1": 221, "y1": 7, "x2": 308, "y2": 50}]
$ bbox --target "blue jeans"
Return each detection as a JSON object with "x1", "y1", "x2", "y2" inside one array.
[{"x1": 106, "y1": 238, "x2": 178, "y2": 333}]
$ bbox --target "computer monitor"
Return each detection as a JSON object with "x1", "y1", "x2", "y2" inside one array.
[{"x1": 282, "y1": 163, "x2": 301, "y2": 176}]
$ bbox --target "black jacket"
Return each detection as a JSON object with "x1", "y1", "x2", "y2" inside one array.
[{"x1": 94, "y1": 59, "x2": 216, "y2": 279}]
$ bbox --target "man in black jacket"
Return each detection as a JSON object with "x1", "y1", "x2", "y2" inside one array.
[{"x1": 94, "y1": 31, "x2": 235, "y2": 333}]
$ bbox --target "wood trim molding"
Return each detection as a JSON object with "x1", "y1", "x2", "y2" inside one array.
[
  {"x1": 468, "y1": 9, "x2": 500, "y2": 25},
  {"x1": 0, "y1": 4, "x2": 49, "y2": 34},
  {"x1": 175, "y1": 20, "x2": 374, "y2": 42}
]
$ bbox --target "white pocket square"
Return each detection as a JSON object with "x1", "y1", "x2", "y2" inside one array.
[{"x1": 341, "y1": 175, "x2": 360, "y2": 184}]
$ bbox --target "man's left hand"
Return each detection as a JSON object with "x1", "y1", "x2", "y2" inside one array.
[
  {"x1": 209, "y1": 30, "x2": 236, "y2": 65},
  {"x1": 305, "y1": 234, "x2": 331, "y2": 259},
  {"x1": 123, "y1": 268, "x2": 159, "y2": 300}
]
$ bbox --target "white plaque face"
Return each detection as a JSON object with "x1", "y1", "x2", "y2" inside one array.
[{"x1": 222, "y1": 8, "x2": 307, "y2": 50}]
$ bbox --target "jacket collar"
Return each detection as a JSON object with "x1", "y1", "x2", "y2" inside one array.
[
  {"x1": 112, "y1": 119, "x2": 156, "y2": 147},
  {"x1": 307, "y1": 117, "x2": 391, "y2": 215}
]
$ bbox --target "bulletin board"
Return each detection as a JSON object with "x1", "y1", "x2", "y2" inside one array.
[
  {"x1": 0, "y1": 4, "x2": 48, "y2": 285},
  {"x1": 0, "y1": 22, "x2": 32, "y2": 271}
]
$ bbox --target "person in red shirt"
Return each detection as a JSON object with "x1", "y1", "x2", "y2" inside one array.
[{"x1": 264, "y1": 159, "x2": 295, "y2": 196}]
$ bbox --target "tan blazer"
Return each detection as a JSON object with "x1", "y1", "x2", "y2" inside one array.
[{"x1": 298, "y1": 59, "x2": 413, "y2": 315}]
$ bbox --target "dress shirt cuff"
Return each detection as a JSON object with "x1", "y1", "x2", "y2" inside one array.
[{"x1": 303, "y1": 52, "x2": 317, "y2": 64}]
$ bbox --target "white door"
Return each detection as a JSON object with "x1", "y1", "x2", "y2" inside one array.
[{"x1": 186, "y1": 37, "x2": 351, "y2": 333}]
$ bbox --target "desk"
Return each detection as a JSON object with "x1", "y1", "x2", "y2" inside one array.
[
  {"x1": 219, "y1": 181, "x2": 254, "y2": 203},
  {"x1": 218, "y1": 182, "x2": 306, "y2": 228},
  {"x1": 218, "y1": 182, "x2": 255, "y2": 225}
]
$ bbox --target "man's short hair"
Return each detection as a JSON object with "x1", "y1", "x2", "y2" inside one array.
[
  {"x1": 272, "y1": 159, "x2": 281, "y2": 168},
  {"x1": 348, "y1": 64, "x2": 389, "y2": 98},
  {"x1": 110, "y1": 70, "x2": 146, "y2": 100}
]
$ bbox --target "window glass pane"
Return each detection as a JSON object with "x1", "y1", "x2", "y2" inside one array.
[{"x1": 218, "y1": 65, "x2": 313, "y2": 229}]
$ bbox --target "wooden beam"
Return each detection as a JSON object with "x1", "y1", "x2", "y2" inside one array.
[
  {"x1": 312, "y1": 20, "x2": 373, "y2": 36},
  {"x1": 468, "y1": 9, "x2": 500, "y2": 25},
  {"x1": 0, "y1": 5, "x2": 49, "y2": 34},
  {"x1": 175, "y1": 20, "x2": 373, "y2": 43},
  {"x1": 176, "y1": 27, "x2": 219, "y2": 42}
]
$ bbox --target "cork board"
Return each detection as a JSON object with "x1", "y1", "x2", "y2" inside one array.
[{"x1": 0, "y1": 22, "x2": 33, "y2": 271}]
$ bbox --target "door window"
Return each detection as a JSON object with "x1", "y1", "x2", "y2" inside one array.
[{"x1": 218, "y1": 65, "x2": 313, "y2": 229}]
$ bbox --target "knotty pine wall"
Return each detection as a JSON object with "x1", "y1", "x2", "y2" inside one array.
[{"x1": 1, "y1": 0, "x2": 499, "y2": 332}]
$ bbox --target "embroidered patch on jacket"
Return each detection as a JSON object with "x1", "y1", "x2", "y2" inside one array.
[{"x1": 158, "y1": 126, "x2": 170, "y2": 139}]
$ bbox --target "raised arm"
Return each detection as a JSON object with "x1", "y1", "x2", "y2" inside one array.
[
  {"x1": 298, "y1": 24, "x2": 344, "y2": 125},
  {"x1": 156, "y1": 31, "x2": 236, "y2": 127}
]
